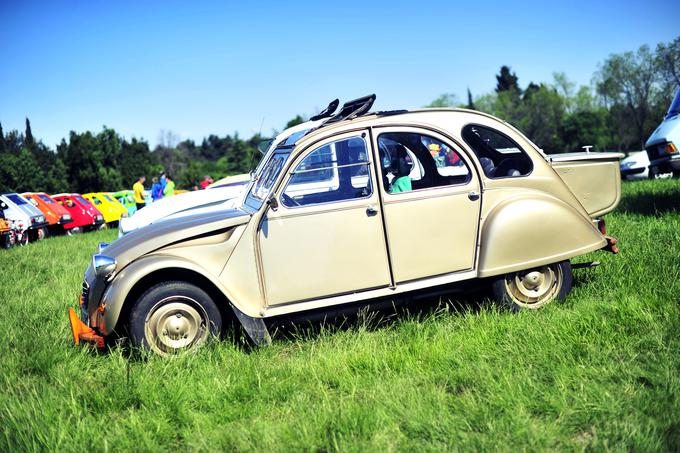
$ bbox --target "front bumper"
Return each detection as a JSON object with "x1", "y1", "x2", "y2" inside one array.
[
  {"x1": 649, "y1": 155, "x2": 680, "y2": 173},
  {"x1": 68, "y1": 307, "x2": 105, "y2": 349}
]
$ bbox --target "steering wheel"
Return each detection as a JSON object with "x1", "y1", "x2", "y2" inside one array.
[{"x1": 281, "y1": 193, "x2": 300, "y2": 207}]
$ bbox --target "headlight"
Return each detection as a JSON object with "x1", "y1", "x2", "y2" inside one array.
[
  {"x1": 39, "y1": 216, "x2": 44, "y2": 222},
  {"x1": 63, "y1": 214, "x2": 72, "y2": 221},
  {"x1": 92, "y1": 254, "x2": 117, "y2": 281}
]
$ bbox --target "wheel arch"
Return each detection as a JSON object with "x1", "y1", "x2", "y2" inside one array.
[
  {"x1": 101, "y1": 256, "x2": 268, "y2": 344},
  {"x1": 477, "y1": 192, "x2": 606, "y2": 278}
]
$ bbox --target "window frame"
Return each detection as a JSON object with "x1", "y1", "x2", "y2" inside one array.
[
  {"x1": 278, "y1": 132, "x2": 375, "y2": 210},
  {"x1": 374, "y1": 127, "x2": 475, "y2": 197},
  {"x1": 461, "y1": 123, "x2": 534, "y2": 179}
]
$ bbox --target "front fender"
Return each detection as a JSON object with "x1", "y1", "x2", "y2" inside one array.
[
  {"x1": 477, "y1": 193, "x2": 606, "y2": 278},
  {"x1": 99, "y1": 255, "x2": 233, "y2": 335}
]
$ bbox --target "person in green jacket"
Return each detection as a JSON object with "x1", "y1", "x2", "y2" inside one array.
[
  {"x1": 389, "y1": 146, "x2": 412, "y2": 193},
  {"x1": 163, "y1": 175, "x2": 176, "y2": 197}
]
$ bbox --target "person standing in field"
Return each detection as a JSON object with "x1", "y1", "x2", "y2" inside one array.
[
  {"x1": 163, "y1": 175, "x2": 176, "y2": 197},
  {"x1": 133, "y1": 176, "x2": 146, "y2": 210},
  {"x1": 160, "y1": 171, "x2": 167, "y2": 194},
  {"x1": 151, "y1": 177, "x2": 163, "y2": 201},
  {"x1": 200, "y1": 175, "x2": 213, "y2": 190}
]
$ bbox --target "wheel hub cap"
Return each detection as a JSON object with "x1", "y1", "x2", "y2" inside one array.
[
  {"x1": 505, "y1": 264, "x2": 562, "y2": 308},
  {"x1": 144, "y1": 297, "x2": 209, "y2": 355}
]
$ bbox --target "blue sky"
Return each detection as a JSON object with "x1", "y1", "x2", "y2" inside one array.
[{"x1": 1, "y1": 0, "x2": 678, "y2": 148}]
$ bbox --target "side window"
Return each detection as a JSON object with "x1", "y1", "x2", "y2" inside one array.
[
  {"x1": 461, "y1": 124, "x2": 533, "y2": 178},
  {"x1": 282, "y1": 136, "x2": 372, "y2": 208},
  {"x1": 378, "y1": 132, "x2": 470, "y2": 194}
]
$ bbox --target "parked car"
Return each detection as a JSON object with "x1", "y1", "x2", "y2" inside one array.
[
  {"x1": 0, "y1": 193, "x2": 48, "y2": 241},
  {"x1": 68, "y1": 96, "x2": 621, "y2": 355},
  {"x1": 52, "y1": 193, "x2": 105, "y2": 232},
  {"x1": 645, "y1": 87, "x2": 680, "y2": 178},
  {"x1": 0, "y1": 203, "x2": 15, "y2": 248},
  {"x1": 111, "y1": 190, "x2": 137, "y2": 216},
  {"x1": 22, "y1": 192, "x2": 74, "y2": 234},
  {"x1": 83, "y1": 192, "x2": 128, "y2": 225}
]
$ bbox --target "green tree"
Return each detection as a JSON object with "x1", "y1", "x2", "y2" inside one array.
[
  {"x1": 495, "y1": 66, "x2": 521, "y2": 94},
  {"x1": 466, "y1": 88, "x2": 476, "y2": 110},
  {"x1": 426, "y1": 94, "x2": 459, "y2": 108},
  {"x1": 285, "y1": 115, "x2": 305, "y2": 129}
]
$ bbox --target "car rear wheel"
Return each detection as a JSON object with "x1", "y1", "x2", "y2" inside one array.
[
  {"x1": 491, "y1": 261, "x2": 572, "y2": 311},
  {"x1": 128, "y1": 281, "x2": 222, "y2": 355}
]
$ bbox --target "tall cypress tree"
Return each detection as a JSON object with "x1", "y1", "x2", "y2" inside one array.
[
  {"x1": 466, "y1": 88, "x2": 476, "y2": 110},
  {"x1": 25, "y1": 117, "x2": 35, "y2": 150},
  {"x1": 495, "y1": 66, "x2": 521, "y2": 94},
  {"x1": 0, "y1": 122, "x2": 5, "y2": 153}
]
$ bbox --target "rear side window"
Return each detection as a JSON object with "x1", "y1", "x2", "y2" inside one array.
[
  {"x1": 378, "y1": 132, "x2": 470, "y2": 194},
  {"x1": 462, "y1": 124, "x2": 533, "y2": 178}
]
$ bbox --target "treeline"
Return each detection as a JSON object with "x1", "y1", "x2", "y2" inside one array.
[
  {"x1": 0, "y1": 122, "x2": 267, "y2": 194},
  {"x1": 2, "y1": 37, "x2": 678, "y2": 193},
  {"x1": 430, "y1": 36, "x2": 679, "y2": 153}
]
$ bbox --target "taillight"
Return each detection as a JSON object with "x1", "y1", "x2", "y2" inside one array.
[
  {"x1": 597, "y1": 218, "x2": 606, "y2": 235},
  {"x1": 666, "y1": 143, "x2": 678, "y2": 154}
]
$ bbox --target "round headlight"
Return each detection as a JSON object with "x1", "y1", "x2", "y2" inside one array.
[{"x1": 93, "y1": 255, "x2": 117, "y2": 280}]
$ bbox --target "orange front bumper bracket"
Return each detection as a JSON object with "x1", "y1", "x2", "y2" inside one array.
[{"x1": 68, "y1": 307, "x2": 105, "y2": 349}]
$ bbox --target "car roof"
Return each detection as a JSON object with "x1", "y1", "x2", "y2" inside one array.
[{"x1": 287, "y1": 108, "x2": 512, "y2": 154}]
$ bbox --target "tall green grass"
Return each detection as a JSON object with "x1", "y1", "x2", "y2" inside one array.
[{"x1": 0, "y1": 179, "x2": 678, "y2": 451}]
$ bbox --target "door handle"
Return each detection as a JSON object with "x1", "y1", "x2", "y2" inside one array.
[
  {"x1": 366, "y1": 206, "x2": 378, "y2": 216},
  {"x1": 468, "y1": 191, "x2": 480, "y2": 201}
]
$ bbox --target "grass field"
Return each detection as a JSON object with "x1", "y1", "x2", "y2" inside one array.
[{"x1": 1, "y1": 179, "x2": 679, "y2": 452}]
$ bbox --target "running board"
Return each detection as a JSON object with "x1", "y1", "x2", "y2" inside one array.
[{"x1": 571, "y1": 261, "x2": 601, "y2": 269}]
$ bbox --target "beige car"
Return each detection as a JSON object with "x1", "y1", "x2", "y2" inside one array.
[{"x1": 68, "y1": 95, "x2": 622, "y2": 355}]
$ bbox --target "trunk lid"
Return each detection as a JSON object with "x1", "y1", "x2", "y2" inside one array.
[{"x1": 549, "y1": 152, "x2": 624, "y2": 217}]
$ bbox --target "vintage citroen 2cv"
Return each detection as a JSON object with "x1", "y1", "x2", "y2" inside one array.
[{"x1": 69, "y1": 96, "x2": 621, "y2": 355}]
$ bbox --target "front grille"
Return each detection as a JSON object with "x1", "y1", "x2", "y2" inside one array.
[
  {"x1": 80, "y1": 280, "x2": 90, "y2": 324},
  {"x1": 81, "y1": 281, "x2": 90, "y2": 307}
]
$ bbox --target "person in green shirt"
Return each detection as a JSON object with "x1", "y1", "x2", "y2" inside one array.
[
  {"x1": 390, "y1": 175, "x2": 412, "y2": 193},
  {"x1": 163, "y1": 175, "x2": 176, "y2": 197},
  {"x1": 389, "y1": 146, "x2": 412, "y2": 193}
]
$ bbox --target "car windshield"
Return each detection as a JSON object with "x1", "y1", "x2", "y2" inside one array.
[
  {"x1": 666, "y1": 88, "x2": 680, "y2": 119},
  {"x1": 7, "y1": 194, "x2": 26, "y2": 205},
  {"x1": 104, "y1": 195, "x2": 115, "y2": 202},
  {"x1": 75, "y1": 195, "x2": 90, "y2": 206},
  {"x1": 246, "y1": 151, "x2": 290, "y2": 208},
  {"x1": 90, "y1": 197, "x2": 102, "y2": 205},
  {"x1": 37, "y1": 194, "x2": 55, "y2": 204}
]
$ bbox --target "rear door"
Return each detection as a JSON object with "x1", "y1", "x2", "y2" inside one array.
[{"x1": 372, "y1": 127, "x2": 481, "y2": 283}]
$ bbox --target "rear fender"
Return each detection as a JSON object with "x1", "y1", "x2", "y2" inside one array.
[{"x1": 477, "y1": 193, "x2": 606, "y2": 278}]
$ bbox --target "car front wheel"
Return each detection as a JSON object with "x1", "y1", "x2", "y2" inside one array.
[
  {"x1": 491, "y1": 261, "x2": 572, "y2": 311},
  {"x1": 128, "y1": 281, "x2": 222, "y2": 355}
]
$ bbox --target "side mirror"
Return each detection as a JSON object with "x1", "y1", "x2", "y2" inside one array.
[{"x1": 266, "y1": 193, "x2": 278, "y2": 211}]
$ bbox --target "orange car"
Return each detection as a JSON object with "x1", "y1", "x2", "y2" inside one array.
[{"x1": 22, "y1": 192, "x2": 74, "y2": 234}]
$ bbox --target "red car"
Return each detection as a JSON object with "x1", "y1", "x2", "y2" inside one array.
[
  {"x1": 22, "y1": 192, "x2": 76, "y2": 235},
  {"x1": 52, "y1": 193, "x2": 105, "y2": 232}
]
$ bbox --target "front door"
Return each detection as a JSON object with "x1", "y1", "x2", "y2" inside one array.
[
  {"x1": 373, "y1": 127, "x2": 481, "y2": 283},
  {"x1": 258, "y1": 131, "x2": 391, "y2": 306}
]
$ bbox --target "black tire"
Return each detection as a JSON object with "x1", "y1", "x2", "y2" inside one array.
[
  {"x1": 128, "y1": 281, "x2": 222, "y2": 355},
  {"x1": 491, "y1": 260, "x2": 572, "y2": 311}
]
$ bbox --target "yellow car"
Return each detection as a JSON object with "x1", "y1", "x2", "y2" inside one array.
[{"x1": 82, "y1": 192, "x2": 128, "y2": 225}]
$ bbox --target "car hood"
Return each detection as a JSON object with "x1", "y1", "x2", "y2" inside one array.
[
  {"x1": 645, "y1": 114, "x2": 680, "y2": 147},
  {"x1": 120, "y1": 185, "x2": 247, "y2": 233},
  {"x1": 102, "y1": 207, "x2": 251, "y2": 270}
]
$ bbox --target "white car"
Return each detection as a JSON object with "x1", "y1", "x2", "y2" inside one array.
[
  {"x1": 620, "y1": 151, "x2": 649, "y2": 180},
  {"x1": 620, "y1": 151, "x2": 672, "y2": 180},
  {"x1": 118, "y1": 184, "x2": 247, "y2": 236}
]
